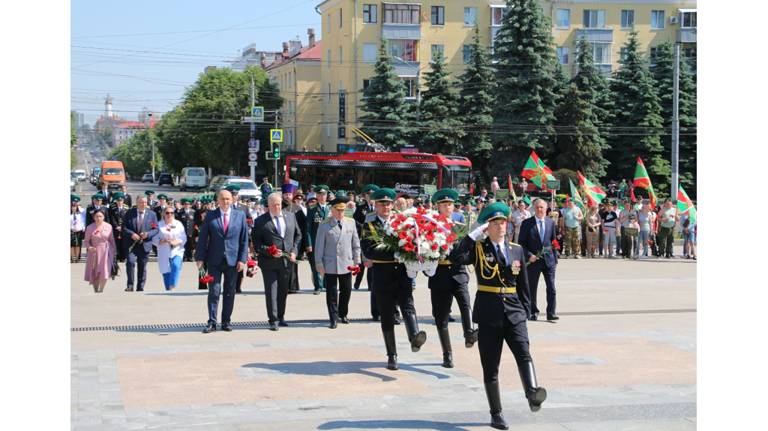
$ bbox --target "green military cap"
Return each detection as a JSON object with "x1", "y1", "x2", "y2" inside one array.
[
  {"x1": 144, "y1": 190, "x2": 155, "y2": 196},
  {"x1": 91, "y1": 193, "x2": 104, "y2": 200},
  {"x1": 371, "y1": 188, "x2": 396, "y2": 202},
  {"x1": 335, "y1": 189, "x2": 347, "y2": 197},
  {"x1": 71, "y1": 194, "x2": 81, "y2": 203},
  {"x1": 157, "y1": 193, "x2": 168, "y2": 200},
  {"x1": 224, "y1": 184, "x2": 241, "y2": 192},
  {"x1": 431, "y1": 188, "x2": 459, "y2": 204},
  {"x1": 112, "y1": 191, "x2": 125, "y2": 200},
  {"x1": 478, "y1": 202, "x2": 510, "y2": 224},
  {"x1": 314, "y1": 184, "x2": 330, "y2": 193},
  {"x1": 200, "y1": 196, "x2": 211, "y2": 204},
  {"x1": 180, "y1": 198, "x2": 190, "y2": 204},
  {"x1": 361, "y1": 184, "x2": 379, "y2": 194}
]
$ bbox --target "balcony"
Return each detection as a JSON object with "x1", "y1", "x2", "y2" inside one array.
[
  {"x1": 382, "y1": 24, "x2": 421, "y2": 40},
  {"x1": 576, "y1": 28, "x2": 613, "y2": 43},
  {"x1": 678, "y1": 28, "x2": 696, "y2": 43},
  {"x1": 391, "y1": 59, "x2": 419, "y2": 77}
]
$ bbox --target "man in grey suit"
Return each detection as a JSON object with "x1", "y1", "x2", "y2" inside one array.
[
  {"x1": 252, "y1": 192, "x2": 302, "y2": 331},
  {"x1": 195, "y1": 190, "x2": 250, "y2": 333},
  {"x1": 315, "y1": 196, "x2": 361, "y2": 329},
  {"x1": 122, "y1": 196, "x2": 159, "y2": 292}
]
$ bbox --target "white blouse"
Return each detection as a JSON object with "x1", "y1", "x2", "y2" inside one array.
[
  {"x1": 151, "y1": 220, "x2": 187, "y2": 273},
  {"x1": 71, "y1": 208, "x2": 86, "y2": 232}
]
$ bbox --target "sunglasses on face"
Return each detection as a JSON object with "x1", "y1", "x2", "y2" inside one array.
[{"x1": 164, "y1": 211, "x2": 174, "y2": 215}]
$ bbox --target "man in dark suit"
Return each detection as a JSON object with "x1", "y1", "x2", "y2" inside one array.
[
  {"x1": 122, "y1": 195, "x2": 159, "y2": 292},
  {"x1": 252, "y1": 192, "x2": 302, "y2": 331},
  {"x1": 108, "y1": 191, "x2": 130, "y2": 262},
  {"x1": 291, "y1": 191, "x2": 307, "y2": 293},
  {"x1": 517, "y1": 198, "x2": 559, "y2": 321},
  {"x1": 305, "y1": 185, "x2": 330, "y2": 294},
  {"x1": 175, "y1": 198, "x2": 197, "y2": 262},
  {"x1": 195, "y1": 190, "x2": 250, "y2": 333},
  {"x1": 226, "y1": 184, "x2": 252, "y2": 293}
]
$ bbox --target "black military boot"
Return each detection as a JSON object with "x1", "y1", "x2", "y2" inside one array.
[
  {"x1": 404, "y1": 313, "x2": 427, "y2": 352},
  {"x1": 517, "y1": 360, "x2": 547, "y2": 412},
  {"x1": 484, "y1": 381, "x2": 508, "y2": 430},
  {"x1": 464, "y1": 327, "x2": 478, "y2": 348},
  {"x1": 383, "y1": 330, "x2": 398, "y2": 370},
  {"x1": 437, "y1": 327, "x2": 453, "y2": 368}
]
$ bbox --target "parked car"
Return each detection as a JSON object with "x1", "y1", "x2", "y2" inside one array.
[
  {"x1": 179, "y1": 167, "x2": 207, "y2": 191},
  {"x1": 72, "y1": 169, "x2": 87, "y2": 182},
  {"x1": 141, "y1": 173, "x2": 154, "y2": 183},
  {"x1": 221, "y1": 178, "x2": 261, "y2": 201},
  {"x1": 70, "y1": 176, "x2": 77, "y2": 192},
  {"x1": 89, "y1": 167, "x2": 101, "y2": 186},
  {"x1": 208, "y1": 175, "x2": 237, "y2": 192},
  {"x1": 157, "y1": 173, "x2": 174, "y2": 187}
]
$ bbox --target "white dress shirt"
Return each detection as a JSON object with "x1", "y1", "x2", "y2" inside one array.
[
  {"x1": 152, "y1": 220, "x2": 187, "y2": 273},
  {"x1": 271, "y1": 212, "x2": 286, "y2": 238}
]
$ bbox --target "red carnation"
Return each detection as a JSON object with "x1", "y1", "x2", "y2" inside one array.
[
  {"x1": 150, "y1": 222, "x2": 158, "y2": 229},
  {"x1": 347, "y1": 265, "x2": 361, "y2": 275},
  {"x1": 425, "y1": 231, "x2": 435, "y2": 242},
  {"x1": 446, "y1": 233, "x2": 457, "y2": 243},
  {"x1": 552, "y1": 239, "x2": 561, "y2": 251},
  {"x1": 247, "y1": 218, "x2": 254, "y2": 226},
  {"x1": 403, "y1": 242, "x2": 415, "y2": 252},
  {"x1": 200, "y1": 274, "x2": 214, "y2": 284},
  {"x1": 431, "y1": 243, "x2": 439, "y2": 251},
  {"x1": 267, "y1": 244, "x2": 282, "y2": 257},
  {"x1": 441, "y1": 244, "x2": 449, "y2": 251},
  {"x1": 247, "y1": 259, "x2": 257, "y2": 268},
  {"x1": 398, "y1": 230, "x2": 409, "y2": 240}
]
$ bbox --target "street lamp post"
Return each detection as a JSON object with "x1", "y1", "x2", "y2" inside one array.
[{"x1": 146, "y1": 113, "x2": 155, "y2": 181}]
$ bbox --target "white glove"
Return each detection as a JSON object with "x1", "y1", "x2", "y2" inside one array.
[{"x1": 469, "y1": 222, "x2": 489, "y2": 241}]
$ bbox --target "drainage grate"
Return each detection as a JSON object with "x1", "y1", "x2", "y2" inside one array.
[{"x1": 70, "y1": 309, "x2": 696, "y2": 333}]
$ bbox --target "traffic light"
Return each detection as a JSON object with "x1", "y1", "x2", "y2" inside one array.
[{"x1": 272, "y1": 144, "x2": 280, "y2": 159}]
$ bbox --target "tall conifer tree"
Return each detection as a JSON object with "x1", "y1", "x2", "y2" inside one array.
[{"x1": 419, "y1": 52, "x2": 464, "y2": 154}]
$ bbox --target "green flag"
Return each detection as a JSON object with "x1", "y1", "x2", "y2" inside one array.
[
  {"x1": 677, "y1": 186, "x2": 696, "y2": 225},
  {"x1": 569, "y1": 178, "x2": 585, "y2": 212}
]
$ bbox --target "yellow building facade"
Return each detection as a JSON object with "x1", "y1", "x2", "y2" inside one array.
[{"x1": 315, "y1": 0, "x2": 697, "y2": 151}]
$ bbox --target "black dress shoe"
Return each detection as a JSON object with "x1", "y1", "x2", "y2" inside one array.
[
  {"x1": 136, "y1": 288, "x2": 144, "y2": 292},
  {"x1": 393, "y1": 317, "x2": 401, "y2": 325},
  {"x1": 268, "y1": 322, "x2": 278, "y2": 331},
  {"x1": 221, "y1": 324, "x2": 232, "y2": 332},
  {"x1": 125, "y1": 286, "x2": 133, "y2": 292},
  {"x1": 340, "y1": 317, "x2": 349, "y2": 324},
  {"x1": 547, "y1": 314, "x2": 560, "y2": 321},
  {"x1": 329, "y1": 321, "x2": 337, "y2": 329},
  {"x1": 529, "y1": 314, "x2": 538, "y2": 321},
  {"x1": 448, "y1": 316, "x2": 456, "y2": 322},
  {"x1": 371, "y1": 315, "x2": 380, "y2": 321},
  {"x1": 202, "y1": 323, "x2": 216, "y2": 334},
  {"x1": 313, "y1": 290, "x2": 320, "y2": 295},
  {"x1": 278, "y1": 320, "x2": 289, "y2": 327}
]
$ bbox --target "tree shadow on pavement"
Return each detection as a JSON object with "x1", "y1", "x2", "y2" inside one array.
[
  {"x1": 317, "y1": 419, "x2": 485, "y2": 430},
  {"x1": 242, "y1": 360, "x2": 451, "y2": 382}
]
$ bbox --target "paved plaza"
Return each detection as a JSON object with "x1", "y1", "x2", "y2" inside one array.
[{"x1": 71, "y1": 249, "x2": 696, "y2": 430}]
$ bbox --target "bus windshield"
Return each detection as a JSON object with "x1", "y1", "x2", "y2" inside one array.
[
  {"x1": 444, "y1": 165, "x2": 471, "y2": 194},
  {"x1": 104, "y1": 168, "x2": 123, "y2": 176}
]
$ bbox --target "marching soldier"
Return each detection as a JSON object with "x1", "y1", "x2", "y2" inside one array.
[
  {"x1": 176, "y1": 198, "x2": 197, "y2": 262},
  {"x1": 305, "y1": 184, "x2": 330, "y2": 295},
  {"x1": 449, "y1": 202, "x2": 547, "y2": 429},
  {"x1": 428, "y1": 189, "x2": 478, "y2": 369},
  {"x1": 108, "y1": 191, "x2": 130, "y2": 262},
  {"x1": 361, "y1": 188, "x2": 427, "y2": 371},
  {"x1": 86, "y1": 193, "x2": 110, "y2": 226}
]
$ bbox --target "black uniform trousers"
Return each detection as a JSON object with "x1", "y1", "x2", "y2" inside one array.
[
  {"x1": 354, "y1": 264, "x2": 367, "y2": 289},
  {"x1": 262, "y1": 266, "x2": 289, "y2": 323},
  {"x1": 367, "y1": 267, "x2": 378, "y2": 318},
  {"x1": 184, "y1": 235, "x2": 195, "y2": 261},
  {"x1": 206, "y1": 260, "x2": 238, "y2": 326},
  {"x1": 288, "y1": 260, "x2": 300, "y2": 292},
  {"x1": 526, "y1": 260, "x2": 557, "y2": 317},
  {"x1": 325, "y1": 273, "x2": 352, "y2": 322},
  {"x1": 372, "y1": 263, "x2": 416, "y2": 331},
  {"x1": 428, "y1": 268, "x2": 472, "y2": 332},
  {"x1": 478, "y1": 317, "x2": 532, "y2": 383}
]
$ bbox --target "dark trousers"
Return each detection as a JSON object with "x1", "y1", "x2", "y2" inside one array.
[
  {"x1": 372, "y1": 263, "x2": 416, "y2": 331},
  {"x1": 657, "y1": 226, "x2": 674, "y2": 257},
  {"x1": 367, "y1": 267, "x2": 378, "y2": 318},
  {"x1": 526, "y1": 260, "x2": 557, "y2": 317},
  {"x1": 478, "y1": 319, "x2": 531, "y2": 383},
  {"x1": 236, "y1": 270, "x2": 244, "y2": 292},
  {"x1": 262, "y1": 267, "x2": 289, "y2": 323},
  {"x1": 125, "y1": 251, "x2": 149, "y2": 290},
  {"x1": 354, "y1": 264, "x2": 367, "y2": 289},
  {"x1": 307, "y1": 250, "x2": 325, "y2": 291},
  {"x1": 184, "y1": 236, "x2": 195, "y2": 261},
  {"x1": 620, "y1": 227, "x2": 631, "y2": 258},
  {"x1": 206, "y1": 260, "x2": 237, "y2": 325},
  {"x1": 114, "y1": 234, "x2": 125, "y2": 261},
  {"x1": 288, "y1": 260, "x2": 300, "y2": 292},
  {"x1": 325, "y1": 273, "x2": 352, "y2": 322},
  {"x1": 429, "y1": 277, "x2": 472, "y2": 332}
]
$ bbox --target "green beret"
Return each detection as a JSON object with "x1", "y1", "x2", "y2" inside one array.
[
  {"x1": 371, "y1": 188, "x2": 396, "y2": 202},
  {"x1": 314, "y1": 184, "x2": 330, "y2": 193},
  {"x1": 71, "y1": 194, "x2": 81, "y2": 203},
  {"x1": 144, "y1": 190, "x2": 155, "y2": 196},
  {"x1": 431, "y1": 188, "x2": 459, "y2": 204},
  {"x1": 157, "y1": 193, "x2": 168, "y2": 200},
  {"x1": 112, "y1": 191, "x2": 125, "y2": 200},
  {"x1": 478, "y1": 202, "x2": 510, "y2": 224},
  {"x1": 225, "y1": 184, "x2": 241, "y2": 192},
  {"x1": 361, "y1": 184, "x2": 380, "y2": 194},
  {"x1": 91, "y1": 193, "x2": 104, "y2": 200}
]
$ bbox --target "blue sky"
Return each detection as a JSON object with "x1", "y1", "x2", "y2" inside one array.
[{"x1": 71, "y1": 0, "x2": 322, "y2": 125}]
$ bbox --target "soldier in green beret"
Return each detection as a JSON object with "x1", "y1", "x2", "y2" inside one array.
[
  {"x1": 361, "y1": 188, "x2": 427, "y2": 371},
  {"x1": 449, "y1": 201, "x2": 547, "y2": 429},
  {"x1": 305, "y1": 184, "x2": 331, "y2": 294},
  {"x1": 428, "y1": 189, "x2": 477, "y2": 368}
]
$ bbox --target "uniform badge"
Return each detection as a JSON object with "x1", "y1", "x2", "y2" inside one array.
[
  {"x1": 485, "y1": 252, "x2": 495, "y2": 263},
  {"x1": 512, "y1": 260, "x2": 521, "y2": 275}
]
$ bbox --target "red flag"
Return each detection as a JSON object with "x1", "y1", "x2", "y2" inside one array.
[{"x1": 507, "y1": 174, "x2": 513, "y2": 193}]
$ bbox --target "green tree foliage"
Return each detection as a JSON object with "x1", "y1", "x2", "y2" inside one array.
[
  {"x1": 572, "y1": 38, "x2": 613, "y2": 132},
  {"x1": 108, "y1": 130, "x2": 163, "y2": 179},
  {"x1": 492, "y1": 0, "x2": 560, "y2": 173},
  {"x1": 650, "y1": 41, "x2": 697, "y2": 196},
  {"x1": 554, "y1": 83, "x2": 608, "y2": 178},
  {"x1": 70, "y1": 111, "x2": 78, "y2": 169},
  {"x1": 418, "y1": 52, "x2": 464, "y2": 155},
  {"x1": 607, "y1": 31, "x2": 669, "y2": 191},
  {"x1": 458, "y1": 27, "x2": 495, "y2": 183},
  {"x1": 359, "y1": 40, "x2": 412, "y2": 149}
]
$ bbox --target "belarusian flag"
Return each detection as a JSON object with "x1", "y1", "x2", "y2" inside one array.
[
  {"x1": 633, "y1": 157, "x2": 657, "y2": 208},
  {"x1": 521, "y1": 151, "x2": 555, "y2": 189},
  {"x1": 577, "y1": 171, "x2": 606, "y2": 206},
  {"x1": 677, "y1": 186, "x2": 696, "y2": 225},
  {"x1": 569, "y1": 178, "x2": 586, "y2": 212}
]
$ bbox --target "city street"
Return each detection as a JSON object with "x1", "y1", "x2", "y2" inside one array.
[{"x1": 71, "y1": 253, "x2": 696, "y2": 430}]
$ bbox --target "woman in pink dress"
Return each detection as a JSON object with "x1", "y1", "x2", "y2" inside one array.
[{"x1": 84, "y1": 209, "x2": 116, "y2": 293}]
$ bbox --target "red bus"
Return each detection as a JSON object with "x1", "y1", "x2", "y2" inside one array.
[{"x1": 284, "y1": 152, "x2": 472, "y2": 196}]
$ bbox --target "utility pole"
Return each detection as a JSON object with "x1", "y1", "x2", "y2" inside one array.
[
  {"x1": 671, "y1": 42, "x2": 680, "y2": 202},
  {"x1": 146, "y1": 112, "x2": 155, "y2": 181},
  {"x1": 249, "y1": 76, "x2": 256, "y2": 182},
  {"x1": 274, "y1": 109, "x2": 280, "y2": 188}
]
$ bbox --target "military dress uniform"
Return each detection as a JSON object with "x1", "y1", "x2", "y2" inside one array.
[
  {"x1": 108, "y1": 192, "x2": 130, "y2": 262},
  {"x1": 449, "y1": 202, "x2": 547, "y2": 430},
  {"x1": 305, "y1": 185, "x2": 331, "y2": 293},
  {"x1": 352, "y1": 184, "x2": 379, "y2": 292},
  {"x1": 360, "y1": 188, "x2": 427, "y2": 371},
  {"x1": 176, "y1": 199, "x2": 197, "y2": 262},
  {"x1": 86, "y1": 193, "x2": 110, "y2": 226},
  {"x1": 428, "y1": 189, "x2": 478, "y2": 369}
]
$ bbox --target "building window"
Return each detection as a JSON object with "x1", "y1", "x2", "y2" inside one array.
[
  {"x1": 383, "y1": 3, "x2": 420, "y2": 24},
  {"x1": 363, "y1": 4, "x2": 377, "y2": 23},
  {"x1": 362, "y1": 43, "x2": 377, "y2": 63},
  {"x1": 620, "y1": 47, "x2": 628, "y2": 62},
  {"x1": 326, "y1": 49, "x2": 331, "y2": 66},
  {"x1": 557, "y1": 47, "x2": 569, "y2": 65},
  {"x1": 339, "y1": 8, "x2": 343, "y2": 28},
  {"x1": 651, "y1": 10, "x2": 665, "y2": 29},
  {"x1": 491, "y1": 7, "x2": 505, "y2": 26},
  {"x1": 583, "y1": 9, "x2": 606, "y2": 28},
  {"x1": 388, "y1": 39, "x2": 417, "y2": 61},
  {"x1": 402, "y1": 78, "x2": 418, "y2": 99},
  {"x1": 621, "y1": 10, "x2": 634, "y2": 28},
  {"x1": 590, "y1": 43, "x2": 611, "y2": 65},
  {"x1": 464, "y1": 7, "x2": 477, "y2": 26},
  {"x1": 430, "y1": 6, "x2": 445, "y2": 25},
  {"x1": 431, "y1": 44, "x2": 444, "y2": 61},
  {"x1": 681, "y1": 11, "x2": 697, "y2": 28},
  {"x1": 462, "y1": 44, "x2": 473, "y2": 64},
  {"x1": 556, "y1": 9, "x2": 570, "y2": 28},
  {"x1": 362, "y1": 79, "x2": 371, "y2": 92}
]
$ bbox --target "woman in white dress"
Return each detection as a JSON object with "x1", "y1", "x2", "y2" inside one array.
[{"x1": 152, "y1": 207, "x2": 187, "y2": 291}]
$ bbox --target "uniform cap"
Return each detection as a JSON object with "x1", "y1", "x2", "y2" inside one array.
[
  {"x1": 157, "y1": 193, "x2": 168, "y2": 200},
  {"x1": 329, "y1": 196, "x2": 350, "y2": 210},
  {"x1": 144, "y1": 190, "x2": 155, "y2": 196},
  {"x1": 313, "y1": 184, "x2": 330, "y2": 193},
  {"x1": 431, "y1": 188, "x2": 459, "y2": 204},
  {"x1": 224, "y1": 184, "x2": 241, "y2": 192},
  {"x1": 371, "y1": 188, "x2": 396, "y2": 202},
  {"x1": 112, "y1": 191, "x2": 125, "y2": 200},
  {"x1": 91, "y1": 193, "x2": 104, "y2": 200},
  {"x1": 478, "y1": 202, "x2": 510, "y2": 224},
  {"x1": 71, "y1": 194, "x2": 81, "y2": 203},
  {"x1": 361, "y1": 184, "x2": 379, "y2": 194}
]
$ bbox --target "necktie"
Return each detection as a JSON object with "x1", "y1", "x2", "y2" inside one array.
[
  {"x1": 138, "y1": 211, "x2": 144, "y2": 232},
  {"x1": 538, "y1": 219, "x2": 545, "y2": 243},
  {"x1": 275, "y1": 216, "x2": 282, "y2": 237},
  {"x1": 338, "y1": 221, "x2": 343, "y2": 230},
  {"x1": 223, "y1": 212, "x2": 229, "y2": 233},
  {"x1": 497, "y1": 244, "x2": 507, "y2": 266}
]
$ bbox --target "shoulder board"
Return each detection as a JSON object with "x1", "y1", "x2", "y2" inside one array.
[
  {"x1": 364, "y1": 213, "x2": 377, "y2": 223},
  {"x1": 508, "y1": 241, "x2": 522, "y2": 249}
]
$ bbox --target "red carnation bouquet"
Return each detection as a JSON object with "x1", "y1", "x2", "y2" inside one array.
[
  {"x1": 266, "y1": 244, "x2": 289, "y2": 258},
  {"x1": 246, "y1": 258, "x2": 258, "y2": 277},
  {"x1": 198, "y1": 269, "x2": 214, "y2": 285},
  {"x1": 347, "y1": 265, "x2": 361, "y2": 276},
  {"x1": 534, "y1": 239, "x2": 560, "y2": 260}
]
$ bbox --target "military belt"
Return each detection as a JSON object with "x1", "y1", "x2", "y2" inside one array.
[
  {"x1": 371, "y1": 260, "x2": 397, "y2": 264},
  {"x1": 438, "y1": 259, "x2": 452, "y2": 265},
  {"x1": 477, "y1": 285, "x2": 517, "y2": 294}
]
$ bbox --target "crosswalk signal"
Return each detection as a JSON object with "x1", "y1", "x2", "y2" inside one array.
[{"x1": 272, "y1": 144, "x2": 280, "y2": 159}]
